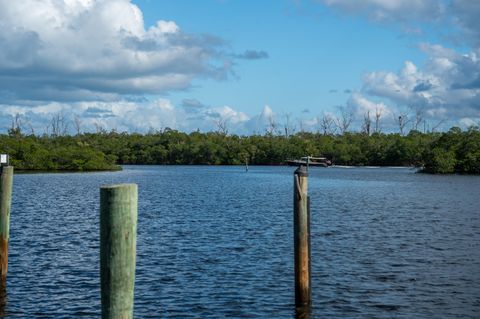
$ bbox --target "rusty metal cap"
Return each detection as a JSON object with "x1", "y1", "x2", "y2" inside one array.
[{"x1": 294, "y1": 165, "x2": 308, "y2": 177}]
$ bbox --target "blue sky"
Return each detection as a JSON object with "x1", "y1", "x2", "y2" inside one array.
[
  {"x1": 0, "y1": 0, "x2": 479, "y2": 134},
  {"x1": 136, "y1": 1, "x2": 423, "y2": 112}
]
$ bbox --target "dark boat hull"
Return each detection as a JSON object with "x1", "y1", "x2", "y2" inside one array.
[{"x1": 286, "y1": 160, "x2": 328, "y2": 167}]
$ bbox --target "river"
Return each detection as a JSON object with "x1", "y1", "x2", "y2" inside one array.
[{"x1": 4, "y1": 166, "x2": 480, "y2": 318}]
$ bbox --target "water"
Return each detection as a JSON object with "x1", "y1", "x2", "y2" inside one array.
[{"x1": 3, "y1": 166, "x2": 480, "y2": 318}]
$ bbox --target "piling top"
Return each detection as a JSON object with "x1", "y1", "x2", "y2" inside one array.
[
  {"x1": 100, "y1": 183, "x2": 138, "y2": 190},
  {"x1": 0, "y1": 165, "x2": 13, "y2": 175},
  {"x1": 294, "y1": 165, "x2": 308, "y2": 177}
]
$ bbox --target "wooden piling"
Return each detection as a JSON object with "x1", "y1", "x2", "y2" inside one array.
[
  {"x1": 100, "y1": 184, "x2": 138, "y2": 319},
  {"x1": 0, "y1": 166, "x2": 13, "y2": 279},
  {"x1": 293, "y1": 166, "x2": 311, "y2": 308}
]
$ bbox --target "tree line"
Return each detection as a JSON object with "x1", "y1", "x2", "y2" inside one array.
[{"x1": 1, "y1": 125, "x2": 479, "y2": 174}]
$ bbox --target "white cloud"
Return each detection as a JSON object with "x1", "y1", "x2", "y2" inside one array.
[
  {"x1": 450, "y1": 0, "x2": 480, "y2": 47},
  {"x1": 362, "y1": 48, "x2": 480, "y2": 119},
  {"x1": 205, "y1": 106, "x2": 249, "y2": 124},
  {"x1": 0, "y1": 0, "x2": 231, "y2": 103},
  {"x1": 347, "y1": 93, "x2": 393, "y2": 118},
  {"x1": 246, "y1": 105, "x2": 276, "y2": 133},
  {"x1": 155, "y1": 20, "x2": 180, "y2": 34},
  {"x1": 426, "y1": 107, "x2": 448, "y2": 118},
  {"x1": 318, "y1": 0, "x2": 480, "y2": 126},
  {"x1": 260, "y1": 105, "x2": 275, "y2": 120},
  {"x1": 321, "y1": 0, "x2": 480, "y2": 48},
  {"x1": 0, "y1": 99, "x2": 259, "y2": 134},
  {"x1": 320, "y1": 0, "x2": 444, "y2": 23},
  {"x1": 459, "y1": 117, "x2": 479, "y2": 128}
]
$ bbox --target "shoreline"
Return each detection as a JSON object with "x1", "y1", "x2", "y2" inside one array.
[{"x1": 11, "y1": 164, "x2": 479, "y2": 175}]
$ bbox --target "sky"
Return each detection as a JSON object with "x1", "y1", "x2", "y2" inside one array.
[{"x1": 0, "y1": 0, "x2": 479, "y2": 134}]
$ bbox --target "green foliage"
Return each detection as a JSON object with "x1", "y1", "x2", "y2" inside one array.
[
  {"x1": 1, "y1": 126, "x2": 479, "y2": 174},
  {"x1": 423, "y1": 148, "x2": 457, "y2": 174},
  {"x1": 0, "y1": 135, "x2": 120, "y2": 171},
  {"x1": 421, "y1": 126, "x2": 480, "y2": 174}
]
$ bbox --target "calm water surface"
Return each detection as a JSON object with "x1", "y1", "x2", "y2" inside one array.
[{"x1": 4, "y1": 166, "x2": 480, "y2": 318}]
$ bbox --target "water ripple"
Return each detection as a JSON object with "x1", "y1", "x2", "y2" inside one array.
[{"x1": 2, "y1": 166, "x2": 480, "y2": 318}]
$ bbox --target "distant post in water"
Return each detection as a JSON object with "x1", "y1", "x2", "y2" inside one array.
[
  {"x1": 100, "y1": 184, "x2": 138, "y2": 319},
  {"x1": 0, "y1": 153, "x2": 13, "y2": 279},
  {"x1": 293, "y1": 166, "x2": 311, "y2": 308}
]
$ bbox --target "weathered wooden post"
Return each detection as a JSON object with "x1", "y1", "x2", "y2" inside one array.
[
  {"x1": 100, "y1": 184, "x2": 138, "y2": 319},
  {"x1": 293, "y1": 166, "x2": 311, "y2": 308},
  {"x1": 0, "y1": 166, "x2": 13, "y2": 279}
]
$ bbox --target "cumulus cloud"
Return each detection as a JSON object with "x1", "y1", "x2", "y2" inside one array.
[
  {"x1": 347, "y1": 93, "x2": 393, "y2": 118},
  {"x1": 296, "y1": 1, "x2": 480, "y2": 130},
  {"x1": 413, "y1": 81, "x2": 433, "y2": 92},
  {"x1": 362, "y1": 47, "x2": 480, "y2": 119},
  {"x1": 181, "y1": 98, "x2": 207, "y2": 110},
  {"x1": 0, "y1": 98, "x2": 259, "y2": 134},
  {"x1": 459, "y1": 117, "x2": 479, "y2": 128},
  {"x1": 320, "y1": 0, "x2": 480, "y2": 48},
  {"x1": 450, "y1": 0, "x2": 480, "y2": 47},
  {"x1": 242, "y1": 105, "x2": 276, "y2": 134},
  {"x1": 0, "y1": 99, "x2": 180, "y2": 133},
  {"x1": 0, "y1": 0, "x2": 233, "y2": 103},
  {"x1": 204, "y1": 106, "x2": 249, "y2": 123},
  {"x1": 234, "y1": 50, "x2": 269, "y2": 60},
  {"x1": 317, "y1": 0, "x2": 480, "y2": 127},
  {"x1": 320, "y1": 0, "x2": 445, "y2": 23}
]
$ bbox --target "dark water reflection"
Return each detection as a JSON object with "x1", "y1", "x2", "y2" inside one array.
[
  {"x1": 4, "y1": 166, "x2": 480, "y2": 318},
  {"x1": 0, "y1": 279, "x2": 7, "y2": 317}
]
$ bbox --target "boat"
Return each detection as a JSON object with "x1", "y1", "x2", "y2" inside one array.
[{"x1": 286, "y1": 156, "x2": 332, "y2": 167}]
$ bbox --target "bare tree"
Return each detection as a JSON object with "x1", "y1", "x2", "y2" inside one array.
[
  {"x1": 411, "y1": 107, "x2": 423, "y2": 131},
  {"x1": 298, "y1": 118, "x2": 305, "y2": 133},
  {"x1": 51, "y1": 114, "x2": 60, "y2": 137},
  {"x1": 394, "y1": 112, "x2": 410, "y2": 136},
  {"x1": 361, "y1": 111, "x2": 372, "y2": 135},
  {"x1": 318, "y1": 113, "x2": 336, "y2": 135},
  {"x1": 27, "y1": 123, "x2": 35, "y2": 136},
  {"x1": 431, "y1": 119, "x2": 445, "y2": 133},
  {"x1": 94, "y1": 122, "x2": 106, "y2": 134},
  {"x1": 73, "y1": 114, "x2": 82, "y2": 136},
  {"x1": 266, "y1": 114, "x2": 277, "y2": 135},
  {"x1": 335, "y1": 106, "x2": 354, "y2": 135},
  {"x1": 374, "y1": 107, "x2": 382, "y2": 134},
  {"x1": 9, "y1": 113, "x2": 22, "y2": 136},
  {"x1": 50, "y1": 112, "x2": 69, "y2": 136},
  {"x1": 282, "y1": 113, "x2": 295, "y2": 137},
  {"x1": 215, "y1": 118, "x2": 229, "y2": 135},
  {"x1": 22, "y1": 117, "x2": 35, "y2": 136}
]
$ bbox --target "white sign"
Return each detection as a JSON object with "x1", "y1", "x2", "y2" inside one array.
[{"x1": 0, "y1": 154, "x2": 8, "y2": 164}]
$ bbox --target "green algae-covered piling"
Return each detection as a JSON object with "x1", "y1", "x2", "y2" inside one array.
[
  {"x1": 100, "y1": 184, "x2": 138, "y2": 319},
  {"x1": 0, "y1": 166, "x2": 13, "y2": 279},
  {"x1": 293, "y1": 166, "x2": 311, "y2": 308}
]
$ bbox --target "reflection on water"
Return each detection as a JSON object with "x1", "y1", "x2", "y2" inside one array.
[
  {"x1": 3, "y1": 166, "x2": 480, "y2": 318},
  {"x1": 0, "y1": 278, "x2": 7, "y2": 317},
  {"x1": 295, "y1": 306, "x2": 311, "y2": 319}
]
